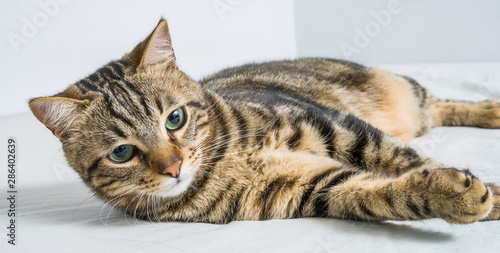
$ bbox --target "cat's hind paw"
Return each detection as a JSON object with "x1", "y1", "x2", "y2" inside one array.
[{"x1": 475, "y1": 100, "x2": 500, "y2": 128}]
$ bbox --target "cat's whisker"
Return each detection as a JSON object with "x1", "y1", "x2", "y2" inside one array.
[
  {"x1": 123, "y1": 189, "x2": 146, "y2": 226},
  {"x1": 99, "y1": 183, "x2": 134, "y2": 220},
  {"x1": 152, "y1": 194, "x2": 162, "y2": 223},
  {"x1": 145, "y1": 194, "x2": 162, "y2": 225},
  {"x1": 138, "y1": 193, "x2": 152, "y2": 225},
  {"x1": 101, "y1": 183, "x2": 138, "y2": 225},
  {"x1": 104, "y1": 194, "x2": 130, "y2": 225},
  {"x1": 151, "y1": 195, "x2": 159, "y2": 223},
  {"x1": 133, "y1": 193, "x2": 146, "y2": 226},
  {"x1": 144, "y1": 194, "x2": 150, "y2": 223},
  {"x1": 195, "y1": 168, "x2": 216, "y2": 178},
  {"x1": 203, "y1": 101, "x2": 218, "y2": 113},
  {"x1": 72, "y1": 192, "x2": 99, "y2": 221}
]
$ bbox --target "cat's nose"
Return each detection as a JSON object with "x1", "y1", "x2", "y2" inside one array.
[{"x1": 160, "y1": 158, "x2": 182, "y2": 178}]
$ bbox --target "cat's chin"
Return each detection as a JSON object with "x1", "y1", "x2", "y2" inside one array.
[{"x1": 155, "y1": 173, "x2": 194, "y2": 198}]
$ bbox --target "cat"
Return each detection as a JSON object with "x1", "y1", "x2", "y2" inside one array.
[{"x1": 29, "y1": 19, "x2": 500, "y2": 224}]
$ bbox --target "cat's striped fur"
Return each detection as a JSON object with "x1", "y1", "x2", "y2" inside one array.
[{"x1": 30, "y1": 19, "x2": 500, "y2": 224}]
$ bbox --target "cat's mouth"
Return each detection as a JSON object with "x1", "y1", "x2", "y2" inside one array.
[
  {"x1": 156, "y1": 171, "x2": 195, "y2": 198},
  {"x1": 173, "y1": 177, "x2": 186, "y2": 185}
]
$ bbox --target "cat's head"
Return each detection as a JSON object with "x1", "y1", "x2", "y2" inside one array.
[{"x1": 29, "y1": 20, "x2": 212, "y2": 208}]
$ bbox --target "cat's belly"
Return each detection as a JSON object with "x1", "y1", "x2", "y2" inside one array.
[{"x1": 354, "y1": 69, "x2": 423, "y2": 143}]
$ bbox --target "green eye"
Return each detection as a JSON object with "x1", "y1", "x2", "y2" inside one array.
[
  {"x1": 109, "y1": 145, "x2": 135, "y2": 163},
  {"x1": 166, "y1": 108, "x2": 186, "y2": 130}
]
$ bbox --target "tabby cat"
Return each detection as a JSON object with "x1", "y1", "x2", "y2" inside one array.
[{"x1": 29, "y1": 19, "x2": 500, "y2": 224}]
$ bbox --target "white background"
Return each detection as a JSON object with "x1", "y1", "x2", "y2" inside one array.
[
  {"x1": 1, "y1": 0, "x2": 500, "y2": 117},
  {"x1": 0, "y1": 0, "x2": 297, "y2": 117},
  {"x1": 295, "y1": 0, "x2": 500, "y2": 64}
]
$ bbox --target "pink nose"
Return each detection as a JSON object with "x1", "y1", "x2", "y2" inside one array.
[{"x1": 161, "y1": 159, "x2": 182, "y2": 178}]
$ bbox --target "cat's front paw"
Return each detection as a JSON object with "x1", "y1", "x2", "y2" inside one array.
[
  {"x1": 414, "y1": 168, "x2": 493, "y2": 224},
  {"x1": 481, "y1": 183, "x2": 500, "y2": 221}
]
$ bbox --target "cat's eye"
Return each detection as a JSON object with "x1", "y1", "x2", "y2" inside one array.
[
  {"x1": 109, "y1": 145, "x2": 135, "y2": 163},
  {"x1": 166, "y1": 107, "x2": 186, "y2": 131}
]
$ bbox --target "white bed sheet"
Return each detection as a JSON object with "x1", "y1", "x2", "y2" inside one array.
[{"x1": 1, "y1": 62, "x2": 500, "y2": 253}]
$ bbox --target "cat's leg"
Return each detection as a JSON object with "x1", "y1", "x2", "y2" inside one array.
[
  {"x1": 399, "y1": 75, "x2": 500, "y2": 132},
  {"x1": 316, "y1": 111, "x2": 500, "y2": 222},
  {"x1": 430, "y1": 99, "x2": 500, "y2": 129},
  {"x1": 241, "y1": 151, "x2": 498, "y2": 223},
  {"x1": 311, "y1": 167, "x2": 497, "y2": 223},
  {"x1": 326, "y1": 109, "x2": 442, "y2": 176}
]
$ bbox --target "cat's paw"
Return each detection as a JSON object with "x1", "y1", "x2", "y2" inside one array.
[
  {"x1": 475, "y1": 100, "x2": 500, "y2": 128},
  {"x1": 481, "y1": 183, "x2": 500, "y2": 221},
  {"x1": 413, "y1": 168, "x2": 493, "y2": 224}
]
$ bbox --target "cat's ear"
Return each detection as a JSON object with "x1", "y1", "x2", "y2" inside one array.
[
  {"x1": 29, "y1": 97, "x2": 86, "y2": 140},
  {"x1": 128, "y1": 19, "x2": 176, "y2": 72}
]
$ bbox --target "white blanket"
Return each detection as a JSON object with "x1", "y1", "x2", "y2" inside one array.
[{"x1": 1, "y1": 63, "x2": 499, "y2": 252}]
